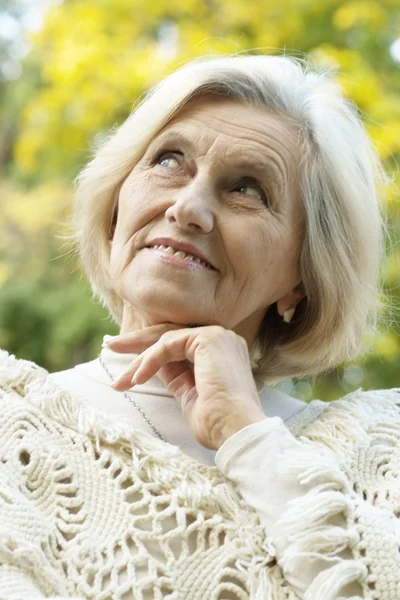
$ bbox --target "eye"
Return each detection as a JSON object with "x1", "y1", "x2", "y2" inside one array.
[
  {"x1": 156, "y1": 151, "x2": 182, "y2": 169},
  {"x1": 233, "y1": 180, "x2": 269, "y2": 205}
]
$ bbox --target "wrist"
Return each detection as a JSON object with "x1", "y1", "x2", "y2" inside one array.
[{"x1": 214, "y1": 413, "x2": 267, "y2": 450}]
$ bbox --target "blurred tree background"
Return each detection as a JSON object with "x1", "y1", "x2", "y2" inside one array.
[{"x1": 0, "y1": 0, "x2": 399, "y2": 400}]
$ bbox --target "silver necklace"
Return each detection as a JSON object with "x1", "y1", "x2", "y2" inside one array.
[{"x1": 98, "y1": 353, "x2": 165, "y2": 442}]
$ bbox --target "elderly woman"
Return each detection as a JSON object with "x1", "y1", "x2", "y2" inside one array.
[{"x1": 0, "y1": 53, "x2": 399, "y2": 600}]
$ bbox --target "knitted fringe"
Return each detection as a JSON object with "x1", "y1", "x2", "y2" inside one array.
[
  {"x1": 246, "y1": 565, "x2": 284, "y2": 600},
  {"x1": 305, "y1": 560, "x2": 367, "y2": 600},
  {"x1": 274, "y1": 427, "x2": 369, "y2": 599},
  {"x1": 252, "y1": 569, "x2": 274, "y2": 600}
]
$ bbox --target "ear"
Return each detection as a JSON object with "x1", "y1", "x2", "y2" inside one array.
[{"x1": 276, "y1": 282, "x2": 306, "y2": 318}]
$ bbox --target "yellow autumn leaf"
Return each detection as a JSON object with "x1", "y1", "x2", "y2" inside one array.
[{"x1": 333, "y1": 0, "x2": 387, "y2": 31}]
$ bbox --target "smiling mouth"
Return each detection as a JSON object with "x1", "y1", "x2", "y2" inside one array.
[{"x1": 146, "y1": 244, "x2": 215, "y2": 270}]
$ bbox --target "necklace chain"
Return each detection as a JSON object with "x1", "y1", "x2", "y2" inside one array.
[{"x1": 98, "y1": 353, "x2": 165, "y2": 442}]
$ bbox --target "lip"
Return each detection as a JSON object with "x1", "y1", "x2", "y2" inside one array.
[
  {"x1": 145, "y1": 247, "x2": 213, "y2": 271},
  {"x1": 145, "y1": 237, "x2": 216, "y2": 270}
]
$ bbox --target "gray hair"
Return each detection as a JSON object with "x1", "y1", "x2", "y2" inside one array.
[{"x1": 74, "y1": 53, "x2": 387, "y2": 384}]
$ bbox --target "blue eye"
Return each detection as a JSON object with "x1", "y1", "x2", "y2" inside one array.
[{"x1": 156, "y1": 152, "x2": 181, "y2": 168}]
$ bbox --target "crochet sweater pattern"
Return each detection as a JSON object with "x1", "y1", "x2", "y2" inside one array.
[{"x1": 0, "y1": 349, "x2": 399, "y2": 600}]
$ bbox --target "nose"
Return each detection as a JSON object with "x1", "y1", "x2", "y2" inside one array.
[{"x1": 165, "y1": 176, "x2": 215, "y2": 233}]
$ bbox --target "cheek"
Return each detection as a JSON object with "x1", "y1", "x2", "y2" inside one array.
[
  {"x1": 222, "y1": 223, "x2": 269, "y2": 276},
  {"x1": 108, "y1": 173, "x2": 164, "y2": 278},
  {"x1": 244, "y1": 226, "x2": 298, "y2": 286},
  {"x1": 118, "y1": 172, "x2": 167, "y2": 234},
  {"x1": 118, "y1": 176, "x2": 147, "y2": 222},
  {"x1": 108, "y1": 240, "x2": 126, "y2": 283}
]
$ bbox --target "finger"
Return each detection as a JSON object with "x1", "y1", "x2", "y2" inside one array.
[
  {"x1": 112, "y1": 370, "x2": 137, "y2": 390},
  {"x1": 111, "y1": 333, "x2": 187, "y2": 390},
  {"x1": 112, "y1": 356, "x2": 144, "y2": 390},
  {"x1": 128, "y1": 332, "x2": 193, "y2": 385},
  {"x1": 105, "y1": 324, "x2": 184, "y2": 353}
]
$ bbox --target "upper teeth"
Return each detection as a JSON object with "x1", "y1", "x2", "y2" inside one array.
[{"x1": 149, "y1": 245, "x2": 212, "y2": 268}]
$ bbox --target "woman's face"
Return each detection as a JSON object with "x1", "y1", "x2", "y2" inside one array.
[{"x1": 110, "y1": 98, "x2": 304, "y2": 346}]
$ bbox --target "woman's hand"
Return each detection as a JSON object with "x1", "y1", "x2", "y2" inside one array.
[{"x1": 107, "y1": 324, "x2": 267, "y2": 450}]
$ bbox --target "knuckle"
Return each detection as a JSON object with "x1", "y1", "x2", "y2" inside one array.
[
  {"x1": 160, "y1": 330, "x2": 173, "y2": 342},
  {"x1": 207, "y1": 325, "x2": 226, "y2": 338},
  {"x1": 226, "y1": 329, "x2": 242, "y2": 345},
  {"x1": 237, "y1": 334, "x2": 247, "y2": 347}
]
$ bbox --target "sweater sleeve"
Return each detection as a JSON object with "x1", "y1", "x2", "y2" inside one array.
[{"x1": 215, "y1": 417, "x2": 366, "y2": 600}]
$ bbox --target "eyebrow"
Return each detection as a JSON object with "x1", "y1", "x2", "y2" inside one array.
[
  {"x1": 150, "y1": 131, "x2": 285, "y2": 194},
  {"x1": 229, "y1": 159, "x2": 284, "y2": 194},
  {"x1": 149, "y1": 131, "x2": 192, "y2": 153}
]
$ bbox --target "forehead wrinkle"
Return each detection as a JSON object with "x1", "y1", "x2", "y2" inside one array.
[
  {"x1": 185, "y1": 107, "x2": 295, "y2": 146},
  {"x1": 178, "y1": 101, "x2": 290, "y2": 136},
  {"x1": 181, "y1": 112, "x2": 295, "y2": 158},
  {"x1": 147, "y1": 130, "x2": 193, "y2": 153},
  {"x1": 161, "y1": 105, "x2": 297, "y2": 158}
]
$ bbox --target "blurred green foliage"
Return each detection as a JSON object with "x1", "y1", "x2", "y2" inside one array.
[{"x1": 0, "y1": 0, "x2": 399, "y2": 399}]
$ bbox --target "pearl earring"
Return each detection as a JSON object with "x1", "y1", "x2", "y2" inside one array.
[{"x1": 283, "y1": 308, "x2": 296, "y2": 323}]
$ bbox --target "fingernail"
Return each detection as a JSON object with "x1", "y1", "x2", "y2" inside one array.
[
  {"x1": 103, "y1": 336, "x2": 119, "y2": 347},
  {"x1": 112, "y1": 371, "x2": 132, "y2": 388}
]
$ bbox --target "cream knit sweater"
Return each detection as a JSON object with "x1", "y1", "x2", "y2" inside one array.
[{"x1": 0, "y1": 347, "x2": 399, "y2": 600}]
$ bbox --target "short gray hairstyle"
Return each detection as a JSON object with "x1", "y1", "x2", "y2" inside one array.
[{"x1": 74, "y1": 53, "x2": 387, "y2": 384}]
